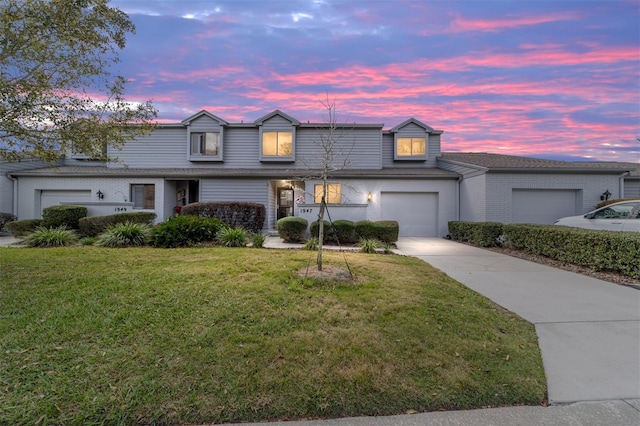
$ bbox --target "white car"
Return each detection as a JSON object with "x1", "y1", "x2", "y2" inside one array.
[{"x1": 554, "y1": 201, "x2": 640, "y2": 232}]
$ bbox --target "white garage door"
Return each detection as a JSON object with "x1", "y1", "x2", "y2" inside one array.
[
  {"x1": 512, "y1": 189, "x2": 578, "y2": 224},
  {"x1": 40, "y1": 190, "x2": 91, "y2": 213},
  {"x1": 380, "y1": 192, "x2": 438, "y2": 236}
]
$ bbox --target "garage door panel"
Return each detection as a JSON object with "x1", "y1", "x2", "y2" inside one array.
[
  {"x1": 380, "y1": 192, "x2": 438, "y2": 237},
  {"x1": 512, "y1": 189, "x2": 578, "y2": 224}
]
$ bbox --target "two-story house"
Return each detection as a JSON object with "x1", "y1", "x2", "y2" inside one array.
[{"x1": 2, "y1": 109, "x2": 637, "y2": 237}]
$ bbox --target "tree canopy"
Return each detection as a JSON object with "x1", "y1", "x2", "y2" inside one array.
[{"x1": 0, "y1": 0, "x2": 157, "y2": 162}]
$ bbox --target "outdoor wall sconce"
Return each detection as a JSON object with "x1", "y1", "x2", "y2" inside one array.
[
  {"x1": 600, "y1": 189, "x2": 611, "y2": 201},
  {"x1": 96, "y1": 190, "x2": 104, "y2": 200},
  {"x1": 367, "y1": 192, "x2": 373, "y2": 202}
]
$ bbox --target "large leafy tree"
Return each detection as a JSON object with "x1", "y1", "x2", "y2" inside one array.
[{"x1": 0, "y1": 0, "x2": 157, "y2": 162}]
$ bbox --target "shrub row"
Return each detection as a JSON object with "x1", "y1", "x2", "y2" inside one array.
[
  {"x1": 448, "y1": 221, "x2": 503, "y2": 247},
  {"x1": 448, "y1": 221, "x2": 640, "y2": 278},
  {"x1": 502, "y1": 224, "x2": 640, "y2": 278},
  {"x1": 278, "y1": 218, "x2": 399, "y2": 244},
  {"x1": 181, "y1": 202, "x2": 265, "y2": 233},
  {"x1": 79, "y1": 212, "x2": 157, "y2": 237}
]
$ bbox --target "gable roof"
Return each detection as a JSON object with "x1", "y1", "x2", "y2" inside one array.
[
  {"x1": 253, "y1": 109, "x2": 300, "y2": 126},
  {"x1": 440, "y1": 152, "x2": 635, "y2": 173},
  {"x1": 389, "y1": 118, "x2": 442, "y2": 134},
  {"x1": 181, "y1": 110, "x2": 228, "y2": 126}
]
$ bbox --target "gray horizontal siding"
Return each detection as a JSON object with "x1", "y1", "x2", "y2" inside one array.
[
  {"x1": 189, "y1": 115, "x2": 222, "y2": 132},
  {"x1": 201, "y1": 178, "x2": 269, "y2": 205},
  {"x1": 109, "y1": 128, "x2": 193, "y2": 168},
  {"x1": 295, "y1": 127, "x2": 381, "y2": 170}
]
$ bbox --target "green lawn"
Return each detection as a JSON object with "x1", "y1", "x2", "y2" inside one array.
[{"x1": 0, "y1": 247, "x2": 545, "y2": 425}]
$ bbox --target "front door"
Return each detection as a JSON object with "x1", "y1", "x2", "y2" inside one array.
[{"x1": 277, "y1": 188, "x2": 294, "y2": 220}]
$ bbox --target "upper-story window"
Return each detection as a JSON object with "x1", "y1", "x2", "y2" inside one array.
[
  {"x1": 190, "y1": 132, "x2": 219, "y2": 157},
  {"x1": 262, "y1": 131, "x2": 293, "y2": 157},
  {"x1": 397, "y1": 137, "x2": 426, "y2": 157}
]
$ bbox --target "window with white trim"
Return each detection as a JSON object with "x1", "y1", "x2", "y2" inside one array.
[
  {"x1": 131, "y1": 184, "x2": 155, "y2": 209},
  {"x1": 314, "y1": 184, "x2": 341, "y2": 204}
]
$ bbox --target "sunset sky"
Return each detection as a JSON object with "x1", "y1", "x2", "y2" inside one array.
[{"x1": 110, "y1": 0, "x2": 640, "y2": 162}]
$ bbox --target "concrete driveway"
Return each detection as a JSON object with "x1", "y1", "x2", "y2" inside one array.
[{"x1": 395, "y1": 237, "x2": 640, "y2": 405}]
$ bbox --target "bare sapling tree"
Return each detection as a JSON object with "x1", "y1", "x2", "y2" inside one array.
[{"x1": 305, "y1": 94, "x2": 355, "y2": 271}]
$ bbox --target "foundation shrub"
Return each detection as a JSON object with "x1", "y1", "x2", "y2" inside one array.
[
  {"x1": 6, "y1": 219, "x2": 42, "y2": 237},
  {"x1": 276, "y1": 217, "x2": 308, "y2": 243},
  {"x1": 595, "y1": 198, "x2": 640, "y2": 209},
  {"x1": 376, "y1": 220, "x2": 399, "y2": 243},
  {"x1": 354, "y1": 220, "x2": 377, "y2": 240},
  {"x1": 150, "y1": 216, "x2": 227, "y2": 248},
  {"x1": 310, "y1": 220, "x2": 336, "y2": 242},
  {"x1": 0, "y1": 212, "x2": 17, "y2": 232},
  {"x1": 355, "y1": 220, "x2": 399, "y2": 243},
  {"x1": 79, "y1": 212, "x2": 157, "y2": 237},
  {"x1": 41, "y1": 205, "x2": 87, "y2": 229},
  {"x1": 332, "y1": 219, "x2": 356, "y2": 244},
  {"x1": 181, "y1": 202, "x2": 265, "y2": 233}
]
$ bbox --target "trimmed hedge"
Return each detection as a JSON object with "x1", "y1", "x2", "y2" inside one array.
[
  {"x1": 448, "y1": 221, "x2": 503, "y2": 247},
  {"x1": 0, "y1": 212, "x2": 17, "y2": 231},
  {"x1": 150, "y1": 216, "x2": 228, "y2": 248},
  {"x1": 276, "y1": 217, "x2": 308, "y2": 243},
  {"x1": 376, "y1": 220, "x2": 399, "y2": 244},
  {"x1": 503, "y1": 224, "x2": 640, "y2": 278},
  {"x1": 332, "y1": 219, "x2": 356, "y2": 244},
  {"x1": 354, "y1": 220, "x2": 377, "y2": 240},
  {"x1": 354, "y1": 220, "x2": 399, "y2": 243},
  {"x1": 41, "y1": 205, "x2": 87, "y2": 229},
  {"x1": 79, "y1": 212, "x2": 157, "y2": 237},
  {"x1": 310, "y1": 220, "x2": 336, "y2": 242},
  {"x1": 180, "y1": 202, "x2": 265, "y2": 233},
  {"x1": 6, "y1": 219, "x2": 42, "y2": 237}
]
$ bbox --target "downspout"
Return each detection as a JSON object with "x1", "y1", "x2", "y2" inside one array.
[
  {"x1": 7, "y1": 173, "x2": 18, "y2": 217},
  {"x1": 619, "y1": 171, "x2": 630, "y2": 198},
  {"x1": 456, "y1": 175, "x2": 462, "y2": 221}
]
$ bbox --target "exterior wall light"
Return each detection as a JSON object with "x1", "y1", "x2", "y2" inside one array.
[
  {"x1": 367, "y1": 192, "x2": 372, "y2": 202},
  {"x1": 96, "y1": 190, "x2": 104, "y2": 200},
  {"x1": 601, "y1": 189, "x2": 611, "y2": 201}
]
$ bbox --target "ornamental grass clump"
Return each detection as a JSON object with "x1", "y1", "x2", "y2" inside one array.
[
  {"x1": 358, "y1": 237, "x2": 380, "y2": 254},
  {"x1": 96, "y1": 222, "x2": 151, "y2": 247},
  {"x1": 22, "y1": 226, "x2": 78, "y2": 247},
  {"x1": 217, "y1": 227, "x2": 248, "y2": 247},
  {"x1": 251, "y1": 233, "x2": 267, "y2": 248}
]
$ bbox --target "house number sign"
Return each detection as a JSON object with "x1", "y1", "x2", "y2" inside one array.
[
  {"x1": 115, "y1": 207, "x2": 128, "y2": 212},
  {"x1": 299, "y1": 208, "x2": 313, "y2": 213}
]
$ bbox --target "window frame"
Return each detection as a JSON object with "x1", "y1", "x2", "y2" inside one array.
[
  {"x1": 260, "y1": 129, "x2": 295, "y2": 162},
  {"x1": 394, "y1": 135, "x2": 427, "y2": 160},
  {"x1": 314, "y1": 183, "x2": 342, "y2": 204},
  {"x1": 188, "y1": 130, "x2": 223, "y2": 161},
  {"x1": 131, "y1": 184, "x2": 155, "y2": 210}
]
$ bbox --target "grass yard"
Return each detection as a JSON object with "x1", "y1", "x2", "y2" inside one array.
[{"x1": 0, "y1": 247, "x2": 545, "y2": 425}]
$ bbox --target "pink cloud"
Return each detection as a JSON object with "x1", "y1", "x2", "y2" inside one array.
[{"x1": 446, "y1": 11, "x2": 581, "y2": 33}]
